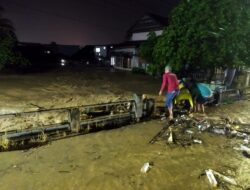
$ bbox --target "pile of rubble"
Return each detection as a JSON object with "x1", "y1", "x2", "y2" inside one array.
[
  {"x1": 150, "y1": 114, "x2": 249, "y2": 149},
  {"x1": 148, "y1": 114, "x2": 250, "y2": 189}
]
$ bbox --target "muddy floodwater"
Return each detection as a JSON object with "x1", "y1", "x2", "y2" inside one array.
[{"x1": 0, "y1": 68, "x2": 249, "y2": 190}]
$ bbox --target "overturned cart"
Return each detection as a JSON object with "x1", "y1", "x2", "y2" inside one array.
[{"x1": 0, "y1": 95, "x2": 154, "y2": 150}]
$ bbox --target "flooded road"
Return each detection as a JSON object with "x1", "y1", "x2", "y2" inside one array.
[
  {"x1": 0, "y1": 68, "x2": 159, "y2": 114},
  {"x1": 0, "y1": 69, "x2": 249, "y2": 189},
  {"x1": 0, "y1": 115, "x2": 249, "y2": 190}
]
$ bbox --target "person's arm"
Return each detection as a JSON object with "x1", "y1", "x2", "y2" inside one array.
[
  {"x1": 159, "y1": 74, "x2": 167, "y2": 95},
  {"x1": 174, "y1": 75, "x2": 179, "y2": 89}
]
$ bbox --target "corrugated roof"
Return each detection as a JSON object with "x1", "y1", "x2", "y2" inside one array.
[{"x1": 126, "y1": 13, "x2": 168, "y2": 35}]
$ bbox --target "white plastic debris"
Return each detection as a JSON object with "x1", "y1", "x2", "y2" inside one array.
[
  {"x1": 197, "y1": 124, "x2": 209, "y2": 131},
  {"x1": 160, "y1": 116, "x2": 166, "y2": 121},
  {"x1": 236, "y1": 132, "x2": 248, "y2": 138},
  {"x1": 168, "y1": 129, "x2": 174, "y2": 143},
  {"x1": 193, "y1": 139, "x2": 202, "y2": 144},
  {"x1": 240, "y1": 145, "x2": 250, "y2": 153},
  {"x1": 212, "y1": 128, "x2": 226, "y2": 135},
  {"x1": 231, "y1": 130, "x2": 238, "y2": 135},
  {"x1": 186, "y1": 130, "x2": 193, "y2": 134},
  {"x1": 140, "y1": 162, "x2": 151, "y2": 173},
  {"x1": 205, "y1": 169, "x2": 218, "y2": 187},
  {"x1": 212, "y1": 170, "x2": 237, "y2": 186},
  {"x1": 243, "y1": 138, "x2": 249, "y2": 144},
  {"x1": 197, "y1": 125, "x2": 202, "y2": 130}
]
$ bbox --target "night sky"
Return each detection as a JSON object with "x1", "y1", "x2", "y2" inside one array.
[{"x1": 1, "y1": 0, "x2": 180, "y2": 46}]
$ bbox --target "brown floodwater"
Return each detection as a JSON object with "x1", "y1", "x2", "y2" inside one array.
[
  {"x1": 0, "y1": 68, "x2": 249, "y2": 190},
  {"x1": 0, "y1": 117, "x2": 249, "y2": 190}
]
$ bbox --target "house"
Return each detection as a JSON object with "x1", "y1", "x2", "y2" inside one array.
[{"x1": 111, "y1": 13, "x2": 168, "y2": 71}]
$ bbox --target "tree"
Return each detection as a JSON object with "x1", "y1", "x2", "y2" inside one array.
[
  {"x1": 153, "y1": 0, "x2": 250, "y2": 73},
  {"x1": 0, "y1": 6, "x2": 14, "y2": 34},
  {"x1": 0, "y1": 6, "x2": 15, "y2": 68},
  {"x1": 0, "y1": 6, "x2": 29, "y2": 70},
  {"x1": 139, "y1": 32, "x2": 160, "y2": 75}
]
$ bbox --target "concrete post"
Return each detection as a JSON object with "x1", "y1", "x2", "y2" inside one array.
[{"x1": 69, "y1": 108, "x2": 80, "y2": 133}]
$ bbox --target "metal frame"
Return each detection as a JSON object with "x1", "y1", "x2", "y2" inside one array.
[{"x1": 0, "y1": 96, "x2": 154, "y2": 151}]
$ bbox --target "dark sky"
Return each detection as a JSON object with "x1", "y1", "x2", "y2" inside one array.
[{"x1": 1, "y1": 0, "x2": 179, "y2": 46}]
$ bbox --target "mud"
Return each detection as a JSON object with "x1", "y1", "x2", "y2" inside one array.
[
  {"x1": 0, "y1": 68, "x2": 249, "y2": 190},
  {"x1": 0, "y1": 68, "x2": 159, "y2": 132}
]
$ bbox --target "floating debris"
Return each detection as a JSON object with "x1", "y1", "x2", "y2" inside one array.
[
  {"x1": 243, "y1": 138, "x2": 249, "y2": 144},
  {"x1": 193, "y1": 139, "x2": 202, "y2": 144},
  {"x1": 204, "y1": 169, "x2": 237, "y2": 187},
  {"x1": 212, "y1": 170, "x2": 237, "y2": 186},
  {"x1": 211, "y1": 127, "x2": 227, "y2": 135},
  {"x1": 234, "y1": 145, "x2": 250, "y2": 153},
  {"x1": 240, "y1": 145, "x2": 250, "y2": 153},
  {"x1": 140, "y1": 162, "x2": 153, "y2": 173},
  {"x1": 185, "y1": 130, "x2": 194, "y2": 134},
  {"x1": 205, "y1": 169, "x2": 218, "y2": 187},
  {"x1": 150, "y1": 114, "x2": 250, "y2": 148},
  {"x1": 167, "y1": 129, "x2": 174, "y2": 143}
]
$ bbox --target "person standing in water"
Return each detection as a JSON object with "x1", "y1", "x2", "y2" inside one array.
[{"x1": 159, "y1": 65, "x2": 179, "y2": 120}]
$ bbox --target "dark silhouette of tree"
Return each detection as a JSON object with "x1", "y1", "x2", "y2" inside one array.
[
  {"x1": 0, "y1": 6, "x2": 16, "y2": 69},
  {"x1": 0, "y1": 6, "x2": 15, "y2": 36},
  {"x1": 0, "y1": 6, "x2": 29, "y2": 71}
]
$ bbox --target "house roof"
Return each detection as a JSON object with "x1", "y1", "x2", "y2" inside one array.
[{"x1": 126, "y1": 13, "x2": 168, "y2": 35}]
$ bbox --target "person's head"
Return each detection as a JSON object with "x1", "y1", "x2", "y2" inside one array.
[{"x1": 164, "y1": 65, "x2": 171, "y2": 73}]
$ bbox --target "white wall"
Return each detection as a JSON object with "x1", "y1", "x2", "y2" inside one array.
[
  {"x1": 132, "y1": 56, "x2": 139, "y2": 68},
  {"x1": 131, "y1": 30, "x2": 163, "y2": 41}
]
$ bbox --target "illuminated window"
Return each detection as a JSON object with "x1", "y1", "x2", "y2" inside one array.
[{"x1": 95, "y1": 47, "x2": 101, "y2": 53}]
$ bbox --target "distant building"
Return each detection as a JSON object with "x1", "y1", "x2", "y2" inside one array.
[
  {"x1": 111, "y1": 13, "x2": 168, "y2": 71},
  {"x1": 18, "y1": 42, "x2": 80, "y2": 57},
  {"x1": 17, "y1": 42, "x2": 80, "y2": 70},
  {"x1": 53, "y1": 44, "x2": 81, "y2": 57},
  {"x1": 110, "y1": 41, "x2": 141, "y2": 70},
  {"x1": 72, "y1": 45, "x2": 113, "y2": 66},
  {"x1": 71, "y1": 45, "x2": 96, "y2": 64}
]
